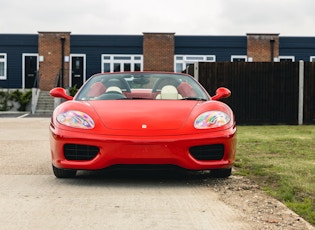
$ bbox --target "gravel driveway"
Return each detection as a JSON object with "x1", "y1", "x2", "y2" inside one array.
[{"x1": 0, "y1": 118, "x2": 313, "y2": 230}]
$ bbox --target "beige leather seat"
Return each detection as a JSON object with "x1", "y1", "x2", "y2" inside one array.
[
  {"x1": 156, "y1": 85, "x2": 182, "y2": 99},
  {"x1": 98, "y1": 86, "x2": 126, "y2": 99},
  {"x1": 106, "y1": 86, "x2": 123, "y2": 94}
]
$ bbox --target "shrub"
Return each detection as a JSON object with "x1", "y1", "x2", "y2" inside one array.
[
  {"x1": 9, "y1": 90, "x2": 32, "y2": 111},
  {"x1": 68, "y1": 85, "x2": 78, "y2": 97},
  {"x1": 0, "y1": 91, "x2": 13, "y2": 111}
]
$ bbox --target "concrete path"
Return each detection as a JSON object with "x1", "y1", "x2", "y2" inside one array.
[{"x1": 0, "y1": 118, "x2": 259, "y2": 229}]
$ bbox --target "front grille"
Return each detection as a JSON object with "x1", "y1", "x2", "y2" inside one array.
[
  {"x1": 64, "y1": 144, "x2": 99, "y2": 160},
  {"x1": 189, "y1": 144, "x2": 224, "y2": 161}
]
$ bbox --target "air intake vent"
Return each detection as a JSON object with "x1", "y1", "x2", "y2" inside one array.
[
  {"x1": 64, "y1": 144, "x2": 99, "y2": 160},
  {"x1": 189, "y1": 144, "x2": 224, "y2": 161}
]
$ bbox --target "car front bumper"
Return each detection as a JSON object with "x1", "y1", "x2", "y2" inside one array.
[{"x1": 50, "y1": 125, "x2": 236, "y2": 171}]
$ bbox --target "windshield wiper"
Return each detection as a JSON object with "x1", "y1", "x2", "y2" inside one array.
[{"x1": 181, "y1": 97, "x2": 207, "y2": 101}]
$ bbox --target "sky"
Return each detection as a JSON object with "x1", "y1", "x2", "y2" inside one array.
[{"x1": 1, "y1": 0, "x2": 315, "y2": 36}]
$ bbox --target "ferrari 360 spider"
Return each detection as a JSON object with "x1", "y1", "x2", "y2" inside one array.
[{"x1": 49, "y1": 72, "x2": 236, "y2": 178}]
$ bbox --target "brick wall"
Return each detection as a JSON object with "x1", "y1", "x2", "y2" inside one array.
[
  {"x1": 247, "y1": 34, "x2": 279, "y2": 62},
  {"x1": 38, "y1": 32, "x2": 71, "y2": 90},
  {"x1": 143, "y1": 33, "x2": 175, "y2": 71}
]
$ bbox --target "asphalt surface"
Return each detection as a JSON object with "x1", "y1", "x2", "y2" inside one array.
[{"x1": 0, "y1": 118, "x2": 267, "y2": 229}]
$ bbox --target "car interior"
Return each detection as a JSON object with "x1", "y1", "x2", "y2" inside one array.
[{"x1": 78, "y1": 74, "x2": 207, "y2": 101}]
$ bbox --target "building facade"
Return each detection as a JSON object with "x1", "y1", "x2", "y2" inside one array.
[{"x1": 0, "y1": 32, "x2": 315, "y2": 90}]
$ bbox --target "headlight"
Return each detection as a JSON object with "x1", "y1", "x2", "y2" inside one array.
[
  {"x1": 57, "y1": 110, "x2": 95, "y2": 129},
  {"x1": 194, "y1": 111, "x2": 230, "y2": 129}
]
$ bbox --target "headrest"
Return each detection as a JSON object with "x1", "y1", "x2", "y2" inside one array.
[
  {"x1": 159, "y1": 85, "x2": 182, "y2": 99},
  {"x1": 106, "y1": 86, "x2": 122, "y2": 94}
]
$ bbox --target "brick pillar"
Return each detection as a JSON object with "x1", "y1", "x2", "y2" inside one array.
[
  {"x1": 247, "y1": 33, "x2": 279, "y2": 62},
  {"x1": 143, "y1": 33, "x2": 175, "y2": 71},
  {"x1": 38, "y1": 32, "x2": 71, "y2": 90}
]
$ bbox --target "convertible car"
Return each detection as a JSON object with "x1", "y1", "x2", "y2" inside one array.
[{"x1": 49, "y1": 72, "x2": 236, "y2": 178}]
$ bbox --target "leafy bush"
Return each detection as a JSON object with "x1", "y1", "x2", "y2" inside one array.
[
  {"x1": 68, "y1": 85, "x2": 78, "y2": 97},
  {"x1": 0, "y1": 92, "x2": 9, "y2": 111},
  {"x1": 9, "y1": 90, "x2": 32, "y2": 111}
]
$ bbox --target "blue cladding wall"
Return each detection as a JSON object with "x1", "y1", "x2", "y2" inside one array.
[
  {"x1": 71, "y1": 35, "x2": 143, "y2": 79},
  {"x1": 0, "y1": 34, "x2": 38, "y2": 88},
  {"x1": 175, "y1": 36, "x2": 247, "y2": 61},
  {"x1": 279, "y1": 37, "x2": 315, "y2": 61},
  {"x1": 1, "y1": 33, "x2": 315, "y2": 89}
]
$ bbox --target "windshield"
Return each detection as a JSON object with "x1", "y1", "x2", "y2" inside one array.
[{"x1": 75, "y1": 73, "x2": 209, "y2": 101}]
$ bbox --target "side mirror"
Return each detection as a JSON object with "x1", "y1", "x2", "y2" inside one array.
[
  {"x1": 211, "y1": 87, "x2": 231, "y2": 101},
  {"x1": 49, "y1": 87, "x2": 73, "y2": 100}
]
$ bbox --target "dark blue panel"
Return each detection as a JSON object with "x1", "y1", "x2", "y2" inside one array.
[
  {"x1": 280, "y1": 37, "x2": 315, "y2": 61},
  {"x1": 71, "y1": 35, "x2": 143, "y2": 78},
  {"x1": 175, "y1": 36, "x2": 247, "y2": 61},
  {"x1": 175, "y1": 36, "x2": 246, "y2": 48},
  {"x1": 0, "y1": 34, "x2": 38, "y2": 88},
  {"x1": 71, "y1": 35, "x2": 143, "y2": 48},
  {"x1": 280, "y1": 37, "x2": 315, "y2": 48},
  {"x1": 0, "y1": 34, "x2": 38, "y2": 46}
]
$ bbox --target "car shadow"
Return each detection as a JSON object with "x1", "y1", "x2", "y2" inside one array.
[{"x1": 55, "y1": 166, "x2": 229, "y2": 188}]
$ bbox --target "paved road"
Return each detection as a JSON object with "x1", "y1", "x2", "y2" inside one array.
[{"x1": 0, "y1": 118, "x2": 257, "y2": 229}]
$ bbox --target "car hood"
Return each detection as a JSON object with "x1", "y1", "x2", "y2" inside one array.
[{"x1": 88, "y1": 100, "x2": 200, "y2": 130}]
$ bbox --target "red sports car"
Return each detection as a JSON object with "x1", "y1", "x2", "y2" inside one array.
[{"x1": 49, "y1": 72, "x2": 236, "y2": 178}]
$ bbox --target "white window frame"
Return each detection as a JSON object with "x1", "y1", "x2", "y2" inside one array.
[
  {"x1": 277, "y1": 56, "x2": 295, "y2": 62},
  {"x1": 101, "y1": 54, "x2": 143, "y2": 73},
  {"x1": 231, "y1": 55, "x2": 247, "y2": 62},
  {"x1": 0, "y1": 53, "x2": 7, "y2": 80},
  {"x1": 174, "y1": 55, "x2": 216, "y2": 72},
  {"x1": 310, "y1": 56, "x2": 315, "y2": 62}
]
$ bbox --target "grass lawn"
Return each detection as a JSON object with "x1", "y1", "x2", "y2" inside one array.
[{"x1": 234, "y1": 125, "x2": 315, "y2": 225}]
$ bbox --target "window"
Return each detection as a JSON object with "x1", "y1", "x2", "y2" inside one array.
[
  {"x1": 0, "y1": 54, "x2": 7, "y2": 80},
  {"x1": 310, "y1": 56, "x2": 315, "y2": 62},
  {"x1": 174, "y1": 55, "x2": 215, "y2": 72},
  {"x1": 101, "y1": 55, "x2": 143, "y2": 72},
  {"x1": 278, "y1": 56, "x2": 295, "y2": 62},
  {"x1": 231, "y1": 55, "x2": 247, "y2": 62}
]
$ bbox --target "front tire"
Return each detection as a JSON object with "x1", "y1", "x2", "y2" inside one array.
[
  {"x1": 52, "y1": 165, "x2": 77, "y2": 178},
  {"x1": 210, "y1": 168, "x2": 232, "y2": 178}
]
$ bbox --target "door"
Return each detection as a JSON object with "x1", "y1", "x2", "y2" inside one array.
[
  {"x1": 24, "y1": 55, "x2": 38, "y2": 88},
  {"x1": 71, "y1": 56, "x2": 84, "y2": 88}
]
